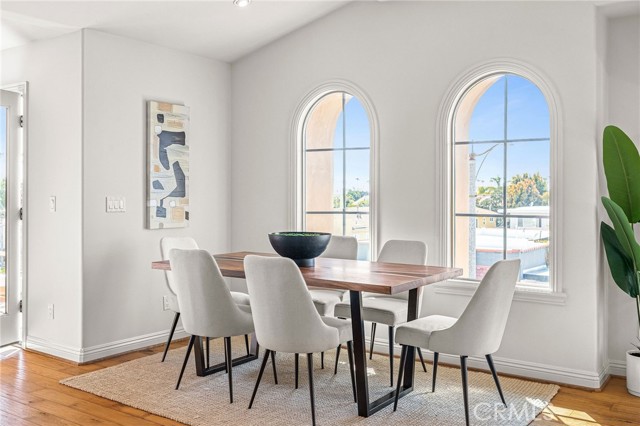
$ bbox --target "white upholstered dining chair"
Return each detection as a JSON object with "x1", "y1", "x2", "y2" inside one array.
[
  {"x1": 393, "y1": 259, "x2": 521, "y2": 426},
  {"x1": 160, "y1": 237, "x2": 251, "y2": 364},
  {"x1": 307, "y1": 235, "x2": 358, "y2": 370},
  {"x1": 244, "y1": 255, "x2": 356, "y2": 426},
  {"x1": 309, "y1": 235, "x2": 359, "y2": 317},
  {"x1": 169, "y1": 249, "x2": 255, "y2": 403},
  {"x1": 333, "y1": 240, "x2": 429, "y2": 386}
]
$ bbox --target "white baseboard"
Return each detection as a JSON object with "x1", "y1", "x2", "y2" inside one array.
[
  {"x1": 607, "y1": 359, "x2": 626, "y2": 377},
  {"x1": 26, "y1": 336, "x2": 83, "y2": 362},
  {"x1": 26, "y1": 327, "x2": 189, "y2": 363},
  {"x1": 369, "y1": 339, "x2": 606, "y2": 389}
]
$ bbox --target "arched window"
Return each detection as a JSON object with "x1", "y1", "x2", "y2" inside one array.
[
  {"x1": 451, "y1": 73, "x2": 552, "y2": 286},
  {"x1": 297, "y1": 90, "x2": 374, "y2": 260}
]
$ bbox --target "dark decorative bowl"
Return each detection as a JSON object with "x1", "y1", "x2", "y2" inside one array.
[{"x1": 268, "y1": 232, "x2": 331, "y2": 267}]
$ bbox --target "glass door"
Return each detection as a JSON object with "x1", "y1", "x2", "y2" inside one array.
[{"x1": 0, "y1": 88, "x2": 23, "y2": 346}]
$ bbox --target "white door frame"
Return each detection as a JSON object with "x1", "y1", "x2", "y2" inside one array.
[{"x1": 1, "y1": 82, "x2": 28, "y2": 348}]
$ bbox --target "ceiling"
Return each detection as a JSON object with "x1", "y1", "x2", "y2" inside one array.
[{"x1": 0, "y1": 1, "x2": 351, "y2": 62}]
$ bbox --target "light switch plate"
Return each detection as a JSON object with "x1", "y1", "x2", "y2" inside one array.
[
  {"x1": 106, "y1": 196, "x2": 126, "y2": 213},
  {"x1": 49, "y1": 196, "x2": 56, "y2": 213}
]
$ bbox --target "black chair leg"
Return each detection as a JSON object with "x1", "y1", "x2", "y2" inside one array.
[
  {"x1": 334, "y1": 345, "x2": 341, "y2": 375},
  {"x1": 249, "y1": 349, "x2": 271, "y2": 409},
  {"x1": 271, "y1": 350, "x2": 278, "y2": 384},
  {"x1": 307, "y1": 353, "x2": 316, "y2": 426},
  {"x1": 162, "y1": 312, "x2": 180, "y2": 362},
  {"x1": 486, "y1": 354, "x2": 507, "y2": 407},
  {"x1": 175, "y1": 335, "x2": 195, "y2": 390},
  {"x1": 225, "y1": 337, "x2": 233, "y2": 403},
  {"x1": 393, "y1": 345, "x2": 408, "y2": 411},
  {"x1": 244, "y1": 334, "x2": 250, "y2": 355},
  {"x1": 346, "y1": 341, "x2": 357, "y2": 403},
  {"x1": 321, "y1": 351, "x2": 324, "y2": 369},
  {"x1": 417, "y1": 347, "x2": 427, "y2": 372},
  {"x1": 461, "y1": 356, "x2": 470, "y2": 426},
  {"x1": 369, "y1": 322, "x2": 377, "y2": 359},
  {"x1": 295, "y1": 353, "x2": 299, "y2": 389},
  {"x1": 224, "y1": 339, "x2": 229, "y2": 373},
  {"x1": 388, "y1": 325, "x2": 394, "y2": 387},
  {"x1": 206, "y1": 337, "x2": 211, "y2": 369},
  {"x1": 432, "y1": 352, "x2": 439, "y2": 392}
]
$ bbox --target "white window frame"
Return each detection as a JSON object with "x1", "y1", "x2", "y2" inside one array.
[
  {"x1": 435, "y1": 60, "x2": 566, "y2": 305},
  {"x1": 290, "y1": 80, "x2": 379, "y2": 260}
]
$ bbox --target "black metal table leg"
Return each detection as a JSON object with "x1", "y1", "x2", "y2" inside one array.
[
  {"x1": 349, "y1": 290, "x2": 370, "y2": 417},
  {"x1": 348, "y1": 288, "x2": 421, "y2": 417}
]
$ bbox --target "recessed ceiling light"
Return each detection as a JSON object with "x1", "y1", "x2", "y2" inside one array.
[{"x1": 234, "y1": 0, "x2": 251, "y2": 7}]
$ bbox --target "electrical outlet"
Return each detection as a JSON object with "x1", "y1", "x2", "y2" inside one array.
[
  {"x1": 47, "y1": 304, "x2": 54, "y2": 319},
  {"x1": 162, "y1": 296, "x2": 169, "y2": 311}
]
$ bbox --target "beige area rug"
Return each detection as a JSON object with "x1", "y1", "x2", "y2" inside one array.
[{"x1": 61, "y1": 338, "x2": 558, "y2": 425}]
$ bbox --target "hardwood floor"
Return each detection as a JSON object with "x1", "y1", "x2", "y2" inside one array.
[{"x1": 1, "y1": 341, "x2": 638, "y2": 425}]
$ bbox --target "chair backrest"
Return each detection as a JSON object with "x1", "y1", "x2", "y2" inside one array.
[
  {"x1": 320, "y1": 235, "x2": 358, "y2": 260},
  {"x1": 160, "y1": 237, "x2": 199, "y2": 294},
  {"x1": 169, "y1": 249, "x2": 253, "y2": 338},
  {"x1": 370, "y1": 240, "x2": 428, "y2": 300},
  {"x1": 429, "y1": 259, "x2": 521, "y2": 357},
  {"x1": 244, "y1": 255, "x2": 340, "y2": 354}
]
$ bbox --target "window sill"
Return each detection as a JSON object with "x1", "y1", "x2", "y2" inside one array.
[{"x1": 433, "y1": 279, "x2": 567, "y2": 306}]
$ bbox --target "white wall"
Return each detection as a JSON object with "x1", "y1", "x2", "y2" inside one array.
[
  {"x1": 1, "y1": 33, "x2": 84, "y2": 357},
  {"x1": 81, "y1": 30, "x2": 231, "y2": 355},
  {"x1": 231, "y1": 1, "x2": 603, "y2": 386},
  {"x1": 604, "y1": 11, "x2": 640, "y2": 374}
]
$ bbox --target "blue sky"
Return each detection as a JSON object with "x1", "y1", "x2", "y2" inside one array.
[
  {"x1": 332, "y1": 97, "x2": 370, "y2": 194},
  {"x1": 466, "y1": 75, "x2": 550, "y2": 187}
]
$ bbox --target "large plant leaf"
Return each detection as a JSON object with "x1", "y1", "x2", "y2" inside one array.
[
  {"x1": 601, "y1": 222, "x2": 638, "y2": 297},
  {"x1": 603, "y1": 126, "x2": 640, "y2": 223},
  {"x1": 602, "y1": 197, "x2": 640, "y2": 272}
]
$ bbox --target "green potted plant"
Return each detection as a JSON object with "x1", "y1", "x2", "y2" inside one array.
[{"x1": 600, "y1": 125, "x2": 640, "y2": 397}]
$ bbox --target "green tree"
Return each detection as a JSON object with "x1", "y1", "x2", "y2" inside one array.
[
  {"x1": 477, "y1": 176, "x2": 503, "y2": 212},
  {"x1": 506, "y1": 173, "x2": 548, "y2": 208}
]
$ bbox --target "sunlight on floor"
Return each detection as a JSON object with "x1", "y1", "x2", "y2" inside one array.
[
  {"x1": 0, "y1": 344, "x2": 20, "y2": 360},
  {"x1": 535, "y1": 404, "x2": 601, "y2": 426}
]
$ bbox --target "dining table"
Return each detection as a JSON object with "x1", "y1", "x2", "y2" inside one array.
[{"x1": 152, "y1": 251, "x2": 462, "y2": 417}]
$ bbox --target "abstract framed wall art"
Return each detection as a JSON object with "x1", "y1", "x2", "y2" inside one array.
[{"x1": 147, "y1": 101, "x2": 190, "y2": 229}]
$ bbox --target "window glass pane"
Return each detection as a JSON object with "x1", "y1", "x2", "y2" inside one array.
[
  {"x1": 302, "y1": 91, "x2": 372, "y2": 260},
  {"x1": 464, "y1": 76, "x2": 505, "y2": 142},
  {"x1": 454, "y1": 143, "x2": 504, "y2": 214},
  {"x1": 346, "y1": 212, "x2": 370, "y2": 261},
  {"x1": 505, "y1": 141, "x2": 550, "y2": 214},
  {"x1": 306, "y1": 213, "x2": 343, "y2": 237},
  {"x1": 344, "y1": 97, "x2": 370, "y2": 148},
  {"x1": 0, "y1": 107, "x2": 5, "y2": 314},
  {"x1": 454, "y1": 215, "x2": 505, "y2": 281},
  {"x1": 305, "y1": 92, "x2": 344, "y2": 150},
  {"x1": 305, "y1": 151, "x2": 343, "y2": 212},
  {"x1": 507, "y1": 75, "x2": 550, "y2": 140},
  {"x1": 506, "y1": 221, "x2": 548, "y2": 285},
  {"x1": 344, "y1": 149, "x2": 370, "y2": 214}
]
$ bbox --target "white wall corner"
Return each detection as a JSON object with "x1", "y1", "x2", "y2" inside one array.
[{"x1": 26, "y1": 328, "x2": 188, "y2": 364}]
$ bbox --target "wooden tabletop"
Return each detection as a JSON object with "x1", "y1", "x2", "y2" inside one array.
[{"x1": 153, "y1": 251, "x2": 462, "y2": 295}]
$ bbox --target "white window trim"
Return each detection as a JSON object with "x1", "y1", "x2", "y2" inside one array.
[
  {"x1": 435, "y1": 59, "x2": 566, "y2": 305},
  {"x1": 289, "y1": 80, "x2": 380, "y2": 259}
]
